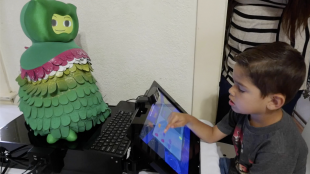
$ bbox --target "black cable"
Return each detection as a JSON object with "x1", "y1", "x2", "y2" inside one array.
[
  {"x1": 10, "y1": 145, "x2": 28, "y2": 154},
  {"x1": 0, "y1": 146, "x2": 30, "y2": 174},
  {"x1": 21, "y1": 165, "x2": 34, "y2": 174},
  {"x1": 15, "y1": 151, "x2": 28, "y2": 159},
  {"x1": 136, "y1": 95, "x2": 145, "y2": 99},
  {"x1": 6, "y1": 157, "x2": 28, "y2": 167},
  {"x1": 1, "y1": 160, "x2": 10, "y2": 174},
  {"x1": 10, "y1": 148, "x2": 30, "y2": 156},
  {"x1": 1, "y1": 157, "x2": 2, "y2": 174},
  {"x1": 26, "y1": 161, "x2": 41, "y2": 174},
  {"x1": 126, "y1": 99, "x2": 137, "y2": 102},
  {"x1": 10, "y1": 157, "x2": 28, "y2": 162},
  {"x1": 138, "y1": 169, "x2": 157, "y2": 172},
  {"x1": 126, "y1": 95, "x2": 146, "y2": 102}
]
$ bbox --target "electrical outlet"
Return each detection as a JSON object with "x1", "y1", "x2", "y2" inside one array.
[
  {"x1": 0, "y1": 96, "x2": 12, "y2": 101},
  {"x1": 0, "y1": 92, "x2": 17, "y2": 101}
]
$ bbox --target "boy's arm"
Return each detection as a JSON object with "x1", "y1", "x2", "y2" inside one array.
[
  {"x1": 164, "y1": 113, "x2": 228, "y2": 143},
  {"x1": 186, "y1": 116, "x2": 228, "y2": 143}
]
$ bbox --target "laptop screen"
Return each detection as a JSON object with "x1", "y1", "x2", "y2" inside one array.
[{"x1": 139, "y1": 90, "x2": 190, "y2": 174}]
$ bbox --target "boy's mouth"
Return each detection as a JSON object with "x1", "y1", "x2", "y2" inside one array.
[{"x1": 229, "y1": 100, "x2": 235, "y2": 106}]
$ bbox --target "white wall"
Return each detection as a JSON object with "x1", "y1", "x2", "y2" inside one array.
[
  {"x1": 0, "y1": 0, "x2": 197, "y2": 113},
  {"x1": 193, "y1": 0, "x2": 227, "y2": 122},
  {"x1": 0, "y1": 0, "x2": 227, "y2": 122},
  {"x1": 0, "y1": 51, "x2": 10, "y2": 95}
]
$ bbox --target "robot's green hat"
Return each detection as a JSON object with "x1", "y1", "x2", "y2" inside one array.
[{"x1": 20, "y1": 0, "x2": 79, "y2": 42}]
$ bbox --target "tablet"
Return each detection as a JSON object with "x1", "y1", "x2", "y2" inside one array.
[{"x1": 138, "y1": 81, "x2": 200, "y2": 174}]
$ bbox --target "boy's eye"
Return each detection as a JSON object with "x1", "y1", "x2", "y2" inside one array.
[{"x1": 238, "y1": 87, "x2": 245, "y2": 93}]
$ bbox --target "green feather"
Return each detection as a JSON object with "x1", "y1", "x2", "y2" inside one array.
[
  {"x1": 40, "y1": 84, "x2": 48, "y2": 96},
  {"x1": 74, "y1": 74, "x2": 85, "y2": 84},
  {"x1": 85, "y1": 121, "x2": 92, "y2": 131},
  {"x1": 26, "y1": 86, "x2": 35, "y2": 94},
  {"x1": 29, "y1": 86, "x2": 38, "y2": 96},
  {"x1": 90, "y1": 85, "x2": 96, "y2": 94},
  {"x1": 79, "y1": 110, "x2": 87, "y2": 119},
  {"x1": 79, "y1": 98, "x2": 87, "y2": 106},
  {"x1": 76, "y1": 87, "x2": 85, "y2": 98},
  {"x1": 52, "y1": 97, "x2": 59, "y2": 107},
  {"x1": 65, "y1": 77, "x2": 77, "y2": 89},
  {"x1": 54, "y1": 105, "x2": 64, "y2": 116},
  {"x1": 31, "y1": 106, "x2": 37, "y2": 119},
  {"x1": 37, "y1": 118, "x2": 43, "y2": 130},
  {"x1": 34, "y1": 87, "x2": 42, "y2": 96},
  {"x1": 29, "y1": 118, "x2": 37, "y2": 130},
  {"x1": 51, "y1": 117, "x2": 61, "y2": 129},
  {"x1": 100, "y1": 102, "x2": 108, "y2": 112},
  {"x1": 57, "y1": 79, "x2": 68, "y2": 92},
  {"x1": 87, "y1": 97, "x2": 93, "y2": 106},
  {"x1": 61, "y1": 115, "x2": 71, "y2": 126},
  {"x1": 51, "y1": 129, "x2": 61, "y2": 139},
  {"x1": 19, "y1": 88, "x2": 26, "y2": 98},
  {"x1": 48, "y1": 82, "x2": 57, "y2": 94},
  {"x1": 59, "y1": 94, "x2": 69, "y2": 105},
  {"x1": 23, "y1": 94, "x2": 30, "y2": 101},
  {"x1": 99, "y1": 115, "x2": 105, "y2": 122},
  {"x1": 60, "y1": 126, "x2": 70, "y2": 138},
  {"x1": 96, "y1": 106, "x2": 102, "y2": 114},
  {"x1": 37, "y1": 108, "x2": 44, "y2": 118},
  {"x1": 84, "y1": 87, "x2": 91, "y2": 95},
  {"x1": 92, "y1": 108, "x2": 97, "y2": 117},
  {"x1": 92, "y1": 96, "x2": 98, "y2": 105},
  {"x1": 43, "y1": 118, "x2": 51, "y2": 131},
  {"x1": 43, "y1": 98, "x2": 52, "y2": 107},
  {"x1": 64, "y1": 103, "x2": 74, "y2": 114},
  {"x1": 72, "y1": 100, "x2": 81, "y2": 110},
  {"x1": 28, "y1": 98, "x2": 35, "y2": 106},
  {"x1": 78, "y1": 126, "x2": 85, "y2": 132},
  {"x1": 70, "y1": 122, "x2": 78, "y2": 133},
  {"x1": 45, "y1": 107, "x2": 53, "y2": 118},
  {"x1": 78, "y1": 121, "x2": 84, "y2": 127},
  {"x1": 34, "y1": 98, "x2": 43, "y2": 107},
  {"x1": 104, "y1": 109, "x2": 110, "y2": 118},
  {"x1": 66, "y1": 90, "x2": 77, "y2": 102},
  {"x1": 24, "y1": 105, "x2": 31, "y2": 118},
  {"x1": 70, "y1": 112, "x2": 79, "y2": 122},
  {"x1": 96, "y1": 92, "x2": 103, "y2": 103},
  {"x1": 16, "y1": 75, "x2": 27, "y2": 86},
  {"x1": 86, "y1": 110, "x2": 92, "y2": 118}
]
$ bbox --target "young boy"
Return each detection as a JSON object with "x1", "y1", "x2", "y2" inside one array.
[{"x1": 164, "y1": 42, "x2": 308, "y2": 174}]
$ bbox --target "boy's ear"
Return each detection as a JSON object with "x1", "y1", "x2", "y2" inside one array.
[{"x1": 267, "y1": 94, "x2": 285, "y2": 110}]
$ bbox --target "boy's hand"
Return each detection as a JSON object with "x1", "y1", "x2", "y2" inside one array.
[{"x1": 164, "y1": 112, "x2": 192, "y2": 133}]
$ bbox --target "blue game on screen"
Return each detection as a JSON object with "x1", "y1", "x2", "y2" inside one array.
[{"x1": 139, "y1": 91, "x2": 190, "y2": 174}]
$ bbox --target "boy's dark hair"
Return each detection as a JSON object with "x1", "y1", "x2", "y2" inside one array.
[{"x1": 235, "y1": 42, "x2": 306, "y2": 104}]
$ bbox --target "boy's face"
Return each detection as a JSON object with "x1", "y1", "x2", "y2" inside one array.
[{"x1": 228, "y1": 64, "x2": 269, "y2": 115}]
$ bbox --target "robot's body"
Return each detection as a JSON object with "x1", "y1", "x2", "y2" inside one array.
[{"x1": 16, "y1": 0, "x2": 110, "y2": 144}]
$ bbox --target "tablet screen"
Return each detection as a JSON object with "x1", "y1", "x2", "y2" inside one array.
[{"x1": 139, "y1": 91, "x2": 190, "y2": 174}]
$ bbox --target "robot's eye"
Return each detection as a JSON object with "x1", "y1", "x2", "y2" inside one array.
[
  {"x1": 63, "y1": 20, "x2": 71, "y2": 27},
  {"x1": 52, "y1": 19, "x2": 57, "y2": 27}
]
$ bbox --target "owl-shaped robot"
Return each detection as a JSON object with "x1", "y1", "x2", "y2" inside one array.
[{"x1": 16, "y1": 0, "x2": 110, "y2": 144}]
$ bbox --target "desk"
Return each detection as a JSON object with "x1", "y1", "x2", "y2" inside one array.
[{"x1": 0, "y1": 105, "x2": 220, "y2": 174}]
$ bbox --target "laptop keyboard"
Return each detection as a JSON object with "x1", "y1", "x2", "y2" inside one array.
[{"x1": 89, "y1": 110, "x2": 133, "y2": 158}]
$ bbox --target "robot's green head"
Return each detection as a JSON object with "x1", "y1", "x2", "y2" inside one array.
[{"x1": 20, "y1": 0, "x2": 79, "y2": 42}]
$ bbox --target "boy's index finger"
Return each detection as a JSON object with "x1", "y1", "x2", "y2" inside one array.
[
  {"x1": 164, "y1": 124, "x2": 171, "y2": 133},
  {"x1": 165, "y1": 112, "x2": 177, "y2": 133}
]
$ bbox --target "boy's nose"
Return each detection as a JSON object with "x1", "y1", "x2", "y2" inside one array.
[{"x1": 228, "y1": 85, "x2": 235, "y2": 96}]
